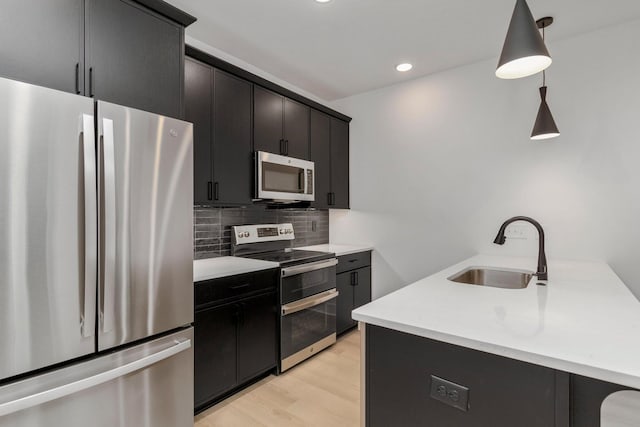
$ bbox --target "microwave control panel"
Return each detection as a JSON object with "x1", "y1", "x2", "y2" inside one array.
[{"x1": 306, "y1": 170, "x2": 313, "y2": 194}]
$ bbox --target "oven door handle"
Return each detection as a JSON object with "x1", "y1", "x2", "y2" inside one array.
[
  {"x1": 281, "y1": 258, "x2": 338, "y2": 278},
  {"x1": 282, "y1": 289, "x2": 339, "y2": 316}
]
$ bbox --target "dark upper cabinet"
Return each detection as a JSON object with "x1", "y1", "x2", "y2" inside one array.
[
  {"x1": 253, "y1": 86, "x2": 284, "y2": 155},
  {"x1": 0, "y1": 0, "x2": 187, "y2": 119},
  {"x1": 254, "y1": 86, "x2": 310, "y2": 159},
  {"x1": 212, "y1": 69, "x2": 253, "y2": 205},
  {"x1": 283, "y1": 98, "x2": 310, "y2": 159},
  {"x1": 330, "y1": 117, "x2": 350, "y2": 209},
  {"x1": 0, "y1": 0, "x2": 84, "y2": 94},
  {"x1": 185, "y1": 58, "x2": 253, "y2": 206},
  {"x1": 310, "y1": 110, "x2": 332, "y2": 209},
  {"x1": 310, "y1": 110, "x2": 350, "y2": 209},
  {"x1": 86, "y1": 0, "x2": 183, "y2": 118},
  {"x1": 184, "y1": 58, "x2": 212, "y2": 204}
]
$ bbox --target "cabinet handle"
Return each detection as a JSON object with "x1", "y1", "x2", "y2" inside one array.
[
  {"x1": 214, "y1": 182, "x2": 220, "y2": 201},
  {"x1": 75, "y1": 63, "x2": 80, "y2": 94},
  {"x1": 284, "y1": 140, "x2": 289, "y2": 156},
  {"x1": 354, "y1": 271, "x2": 359, "y2": 286},
  {"x1": 279, "y1": 139, "x2": 285, "y2": 155},
  {"x1": 89, "y1": 67, "x2": 94, "y2": 97},
  {"x1": 327, "y1": 193, "x2": 332, "y2": 206},
  {"x1": 330, "y1": 192, "x2": 336, "y2": 206},
  {"x1": 207, "y1": 182, "x2": 213, "y2": 200},
  {"x1": 350, "y1": 272, "x2": 356, "y2": 286}
]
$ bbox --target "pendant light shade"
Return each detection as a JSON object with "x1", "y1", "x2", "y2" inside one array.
[
  {"x1": 531, "y1": 86, "x2": 560, "y2": 140},
  {"x1": 496, "y1": 0, "x2": 552, "y2": 79}
]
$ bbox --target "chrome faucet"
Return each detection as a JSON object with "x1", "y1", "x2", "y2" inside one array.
[{"x1": 493, "y1": 216, "x2": 548, "y2": 281}]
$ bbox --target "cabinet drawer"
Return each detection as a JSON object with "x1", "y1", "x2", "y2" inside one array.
[
  {"x1": 337, "y1": 251, "x2": 371, "y2": 274},
  {"x1": 195, "y1": 268, "x2": 279, "y2": 309}
]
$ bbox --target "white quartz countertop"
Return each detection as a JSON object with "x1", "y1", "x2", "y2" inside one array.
[
  {"x1": 294, "y1": 243, "x2": 373, "y2": 257},
  {"x1": 352, "y1": 254, "x2": 640, "y2": 389},
  {"x1": 193, "y1": 257, "x2": 279, "y2": 282}
]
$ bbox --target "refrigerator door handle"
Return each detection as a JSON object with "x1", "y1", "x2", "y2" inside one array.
[
  {"x1": 100, "y1": 118, "x2": 117, "y2": 334},
  {"x1": 0, "y1": 339, "x2": 192, "y2": 417},
  {"x1": 81, "y1": 114, "x2": 97, "y2": 338}
]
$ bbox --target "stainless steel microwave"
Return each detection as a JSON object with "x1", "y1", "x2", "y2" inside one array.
[{"x1": 255, "y1": 151, "x2": 315, "y2": 202}]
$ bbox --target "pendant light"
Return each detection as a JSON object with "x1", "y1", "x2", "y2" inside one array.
[
  {"x1": 496, "y1": 0, "x2": 552, "y2": 79},
  {"x1": 531, "y1": 18, "x2": 559, "y2": 140}
]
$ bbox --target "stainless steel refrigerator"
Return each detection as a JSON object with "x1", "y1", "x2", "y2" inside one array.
[{"x1": 0, "y1": 76, "x2": 194, "y2": 426}]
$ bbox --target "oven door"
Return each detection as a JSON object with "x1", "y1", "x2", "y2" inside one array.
[
  {"x1": 280, "y1": 258, "x2": 338, "y2": 304},
  {"x1": 256, "y1": 151, "x2": 315, "y2": 202},
  {"x1": 280, "y1": 289, "x2": 338, "y2": 372}
]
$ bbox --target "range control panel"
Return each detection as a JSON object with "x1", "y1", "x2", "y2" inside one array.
[{"x1": 233, "y1": 223, "x2": 295, "y2": 244}]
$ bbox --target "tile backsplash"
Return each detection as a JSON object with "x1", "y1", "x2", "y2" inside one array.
[{"x1": 194, "y1": 205, "x2": 329, "y2": 259}]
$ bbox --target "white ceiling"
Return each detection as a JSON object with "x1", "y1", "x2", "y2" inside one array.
[{"x1": 166, "y1": 0, "x2": 640, "y2": 101}]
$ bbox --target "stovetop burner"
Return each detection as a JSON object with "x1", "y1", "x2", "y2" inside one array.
[
  {"x1": 231, "y1": 223, "x2": 335, "y2": 267},
  {"x1": 240, "y1": 249, "x2": 335, "y2": 267}
]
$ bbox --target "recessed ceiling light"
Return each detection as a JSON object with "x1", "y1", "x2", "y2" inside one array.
[
  {"x1": 396, "y1": 63, "x2": 413, "y2": 72},
  {"x1": 315, "y1": 0, "x2": 332, "y2": 3}
]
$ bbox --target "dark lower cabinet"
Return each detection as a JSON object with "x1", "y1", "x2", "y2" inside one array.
[
  {"x1": 366, "y1": 325, "x2": 564, "y2": 427},
  {"x1": 194, "y1": 269, "x2": 278, "y2": 414},
  {"x1": 194, "y1": 304, "x2": 237, "y2": 405},
  {"x1": 236, "y1": 293, "x2": 278, "y2": 383},
  {"x1": 86, "y1": 0, "x2": 184, "y2": 118},
  {"x1": 336, "y1": 251, "x2": 372, "y2": 335},
  {"x1": 570, "y1": 375, "x2": 634, "y2": 427},
  {"x1": 365, "y1": 325, "x2": 640, "y2": 427},
  {"x1": 0, "y1": 0, "x2": 84, "y2": 94},
  {"x1": 310, "y1": 110, "x2": 350, "y2": 209}
]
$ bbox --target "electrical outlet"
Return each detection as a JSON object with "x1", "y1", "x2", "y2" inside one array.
[
  {"x1": 504, "y1": 224, "x2": 528, "y2": 240},
  {"x1": 430, "y1": 375, "x2": 469, "y2": 411}
]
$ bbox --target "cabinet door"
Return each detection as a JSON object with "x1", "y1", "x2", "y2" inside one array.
[
  {"x1": 283, "y1": 98, "x2": 310, "y2": 159},
  {"x1": 212, "y1": 69, "x2": 253, "y2": 205},
  {"x1": 185, "y1": 58, "x2": 213, "y2": 204},
  {"x1": 86, "y1": 0, "x2": 183, "y2": 118},
  {"x1": 367, "y1": 326, "x2": 561, "y2": 427},
  {"x1": 194, "y1": 304, "x2": 238, "y2": 409},
  {"x1": 237, "y1": 293, "x2": 278, "y2": 383},
  {"x1": 0, "y1": 0, "x2": 84, "y2": 94},
  {"x1": 353, "y1": 266, "x2": 372, "y2": 310},
  {"x1": 310, "y1": 110, "x2": 332, "y2": 209},
  {"x1": 253, "y1": 86, "x2": 284, "y2": 155},
  {"x1": 336, "y1": 272, "x2": 356, "y2": 335},
  {"x1": 330, "y1": 118, "x2": 350, "y2": 208}
]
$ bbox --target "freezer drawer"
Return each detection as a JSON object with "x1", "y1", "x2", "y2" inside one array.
[
  {"x1": 97, "y1": 101, "x2": 194, "y2": 351},
  {"x1": 0, "y1": 328, "x2": 194, "y2": 427}
]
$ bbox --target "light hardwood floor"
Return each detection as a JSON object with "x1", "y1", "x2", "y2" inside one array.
[{"x1": 194, "y1": 329, "x2": 361, "y2": 427}]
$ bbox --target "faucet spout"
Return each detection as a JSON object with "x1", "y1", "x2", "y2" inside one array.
[{"x1": 493, "y1": 216, "x2": 548, "y2": 281}]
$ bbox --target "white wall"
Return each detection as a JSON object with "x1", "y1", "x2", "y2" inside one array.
[{"x1": 330, "y1": 20, "x2": 640, "y2": 299}]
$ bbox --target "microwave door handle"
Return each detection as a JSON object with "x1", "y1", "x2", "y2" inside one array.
[{"x1": 298, "y1": 168, "x2": 305, "y2": 193}]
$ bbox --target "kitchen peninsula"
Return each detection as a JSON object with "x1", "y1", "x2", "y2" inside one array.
[{"x1": 353, "y1": 255, "x2": 640, "y2": 427}]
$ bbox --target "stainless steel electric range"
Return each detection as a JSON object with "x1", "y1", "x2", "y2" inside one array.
[{"x1": 231, "y1": 223, "x2": 338, "y2": 372}]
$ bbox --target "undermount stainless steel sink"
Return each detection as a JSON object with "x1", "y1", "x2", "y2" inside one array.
[{"x1": 447, "y1": 267, "x2": 533, "y2": 289}]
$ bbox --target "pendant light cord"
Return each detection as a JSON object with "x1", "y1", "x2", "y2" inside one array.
[{"x1": 542, "y1": 26, "x2": 546, "y2": 86}]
